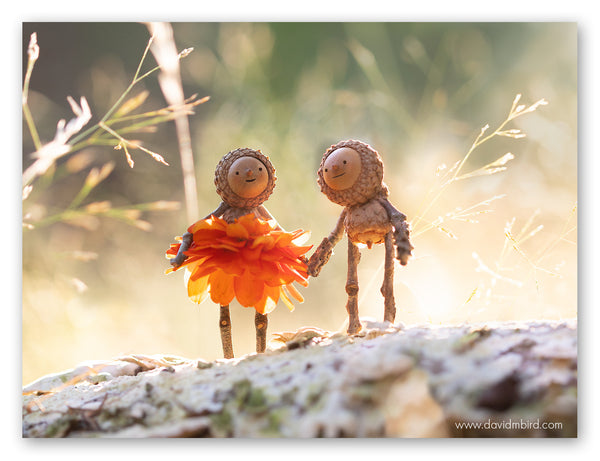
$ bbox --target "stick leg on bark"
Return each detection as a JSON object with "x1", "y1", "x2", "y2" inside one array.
[
  {"x1": 255, "y1": 312, "x2": 268, "y2": 353},
  {"x1": 346, "y1": 239, "x2": 361, "y2": 335},
  {"x1": 382, "y1": 232, "x2": 396, "y2": 323},
  {"x1": 219, "y1": 305, "x2": 234, "y2": 359}
]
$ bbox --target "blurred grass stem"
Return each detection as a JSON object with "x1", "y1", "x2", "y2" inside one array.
[
  {"x1": 23, "y1": 33, "x2": 42, "y2": 151},
  {"x1": 148, "y1": 22, "x2": 199, "y2": 223},
  {"x1": 69, "y1": 36, "x2": 160, "y2": 146},
  {"x1": 99, "y1": 121, "x2": 169, "y2": 166},
  {"x1": 411, "y1": 95, "x2": 547, "y2": 235}
]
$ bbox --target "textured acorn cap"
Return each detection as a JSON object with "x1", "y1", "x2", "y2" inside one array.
[
  {"x1": 317, "y1": 140, "x2": 388, "y2": 207},
  {"x1": 214, "y1": 148, "x2": 277, "y2": 208}
]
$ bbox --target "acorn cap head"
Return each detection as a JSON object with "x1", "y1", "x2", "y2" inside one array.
[
  {"x1": 317, "y1": 140, "x2": 388, "y2": 206},
  {"x1": 215, "y1": 148, "x2": 277, "y2": 208}
]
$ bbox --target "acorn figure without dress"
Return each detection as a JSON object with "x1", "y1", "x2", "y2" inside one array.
[{"x1": 308, "y1": 139, "x2": 413, "y2": 334}]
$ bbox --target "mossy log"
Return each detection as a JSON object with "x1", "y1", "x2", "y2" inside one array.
[{"x1": 22, "y1": 319, "x2": 577, "y2": 438}]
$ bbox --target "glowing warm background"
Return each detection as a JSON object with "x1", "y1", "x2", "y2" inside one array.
[{"x1": 22, "y1": 22, "x2": 577, "y2": 385}]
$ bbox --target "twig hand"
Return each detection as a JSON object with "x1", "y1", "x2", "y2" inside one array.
[
  {"x1": 379, "y1": 198, "x2": 413, "y2": 266},
  {"x1": 307, "y1": 238, "x2": 334, "y2": 277},
  {"x1": 171, "y1": 232, "x2": 192, "y2": 267},
  {"x1": 391, "y1": 218, "x2": 413, "y2": 266}
]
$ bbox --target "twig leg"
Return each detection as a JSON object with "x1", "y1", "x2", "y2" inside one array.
[
  {"x1": 382, "y1": 232, "x2": 396, "y2": 323},
  {"x1": 346, "y1": 239, "x2": 361, "y2": 335},
  {"x1": 255, "y1": 312, "x2": 268, "y2": 353},
  {"x1": 219, "y1": 304, "x2": 234, "y2": 359}
]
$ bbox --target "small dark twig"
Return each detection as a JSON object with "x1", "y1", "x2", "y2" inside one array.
[
  {"x1": 255, "y1": 312, "x2": 268, "y2": 353},
  {"x1": 345, "y1": 240, "x2": 361, "y2": 335},
  {"x1": 382, "y1": 232, "x2": 396, "y2": 322},
  {"x1": 65, "y1": 394, "x2": 109, "y2": 433},
  {"x1": 219, "y1": 305, "x2": 234, "y2": 359}
]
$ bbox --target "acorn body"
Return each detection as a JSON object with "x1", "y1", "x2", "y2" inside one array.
[{"x1": 344, "y1": 199, "x2": 392, "y2": 248}]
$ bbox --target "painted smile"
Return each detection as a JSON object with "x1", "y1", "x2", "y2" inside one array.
[
  {"x1": 245, "y1": 178, "x2": 256, "y2": 183},
  {"x1": 332, "y1": 172, "x2": 346, "y2": 179}
]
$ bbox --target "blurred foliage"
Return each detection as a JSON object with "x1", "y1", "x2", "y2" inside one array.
[{"x1": 22, "y1": 22, "x2": 576, "y2": 385}]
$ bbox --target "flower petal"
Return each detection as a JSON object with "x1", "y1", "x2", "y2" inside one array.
[
  {"x1": 285, "y1": 283, "x2": 304, "y2": 303},
  {"x1": 185, "y1": 268, "x2": 209, "y2": 304},
  {"x1": 234, "y1": 270, "x2": 265, "y2": 307},
  {"x1": 279, "y1": 286, "x2": 295, "y2": 311},
  {"x1": 255, "y1": 295, "x2": 277, "y2": 315},
  {"x1": 209, "y1": 270, "x2": 235, "y2": 305},
  {"x1": 254, "y1": 284, "x2": 281, "y2": 314},
  {"x1": 226, "y1": 221, "x2": 249, "y2": 240},
  {"x1": 166, "y1": 213, "x2": 311, "y2": 312}
]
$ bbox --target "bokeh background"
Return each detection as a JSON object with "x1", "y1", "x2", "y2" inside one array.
[{"x1": 22, "y1": 22, "x2": 577, "y2": 385}]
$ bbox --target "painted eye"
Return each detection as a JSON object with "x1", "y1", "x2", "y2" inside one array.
[
  {"x1": 259, "y1": 167, "x2": 263, "y2": 171},
  {"x1": 343, "y1": 160, "x2": 347, "y2": 164},
  {"x1": 324, "y1": 168, "x2": 328, "y2": 172},
  {"x1": 235, "y1": 171, "x2": 239, "y2": 175}
]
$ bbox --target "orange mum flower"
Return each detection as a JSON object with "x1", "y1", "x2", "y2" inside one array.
[{"x1": 166, "y1": 214, "x2": 312, "y2": 314}]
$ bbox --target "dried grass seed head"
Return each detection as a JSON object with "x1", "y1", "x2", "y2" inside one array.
[
  {"x1": 215, "y1": 148, "x2": 277, "y2": 208},
  {"x1": 317, "y1": 140, "x2": 388, "y2": 207}
]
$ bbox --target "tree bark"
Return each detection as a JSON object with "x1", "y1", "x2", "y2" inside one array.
[{"x1": 22, "y1": 319, "x2": 577, "y2": 438}]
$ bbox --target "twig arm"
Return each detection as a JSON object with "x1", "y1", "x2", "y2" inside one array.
[
  {"x1": 203, "y1": 201, "x2": 229, "y2": 220},
  {"x1": 378, "y1": 198, "x2": 413, "y2": 266},
  {"x1": 171, "y1": 202, "x2": 230, "y2": 267},
  {"x1": 307, "y1": 209, "x2": 347, "y2": 277},
  {"x1": 170, "y1": 232, "x2": 193, "y2": 267}
]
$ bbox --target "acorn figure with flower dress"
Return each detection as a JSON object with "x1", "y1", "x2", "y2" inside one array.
[
  {"x1": 308, "y1": 140, "x2": 414, "y2": 335},
  {"x1": 166, "y1": 148, "x2": 311, "y2": 359}
]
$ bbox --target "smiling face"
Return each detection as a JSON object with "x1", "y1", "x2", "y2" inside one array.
[
  {"x1": 322, "y1": 147, "x2": 362, "y2": 191},
  {"x1": 317, "y1": 140, "x2": 386, "y2": 207},
  {"x1": 227, "y1": 156, "x2": 270, "y2": 198}
]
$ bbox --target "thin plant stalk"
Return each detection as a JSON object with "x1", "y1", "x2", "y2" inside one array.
[
  {"x1": 99, "y1": 122, "x2": 169, "y2": 166},
  {"x1": 147, "y1": 22, "x2": 199, "y2": 223},
  {"x1": 411, "y1": 94, "x2": 547, "y2": 235},
  {"x1": 69, "y1": 36, "x2": 160, "y2": 147},
  {"x1": 23, "y1": 33, "x2": 42, "y2": 151}
]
